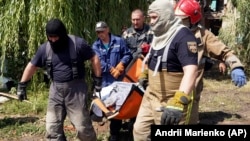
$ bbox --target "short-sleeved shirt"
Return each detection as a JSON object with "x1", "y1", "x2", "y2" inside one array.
[
  {"x1": 148, "y1": 28, "x2": 198, "y2": 72},
  {"x1": 31, "y1": 35, "x2": 95, "y2": 82}
]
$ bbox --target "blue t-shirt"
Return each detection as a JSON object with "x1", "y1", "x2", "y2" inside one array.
[{"x1": 31, "y1": 35, "x2": 95, "y2": 82}]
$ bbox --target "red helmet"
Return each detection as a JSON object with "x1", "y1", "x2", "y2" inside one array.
[{"x1": 175, "y1": 0, "x2": 202, "y2": 24}]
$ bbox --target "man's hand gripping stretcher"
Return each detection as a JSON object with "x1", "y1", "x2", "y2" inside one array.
[{"x1": 89, "y1": 81, "x2": 145, "y2": 123}]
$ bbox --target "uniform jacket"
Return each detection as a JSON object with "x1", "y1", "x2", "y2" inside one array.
[
  {"x1": 92, "y1": 33, "x2": 132, "y2": 87},
  {"x1": 195, "y1": 26, "x2": 244, "y2": 71},
  {"x1": 122, "y1": 24, "x2": 154, "y2": 58}
]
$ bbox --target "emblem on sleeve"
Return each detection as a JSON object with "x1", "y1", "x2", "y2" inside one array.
[{"x1": 187, "y1": 42, "x2": 198, "y2": 53}]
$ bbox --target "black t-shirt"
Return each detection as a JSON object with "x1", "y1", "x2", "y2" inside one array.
[
  {"x1": 31, "y1": 36, "x2": 95, "y2": 82},
  {"x1": 148, "y1": 28, "x2": 198, "y2": 72}
]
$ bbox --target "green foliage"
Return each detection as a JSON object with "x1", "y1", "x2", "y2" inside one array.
[
  {"x1": 0, "y1": 90, "x2": 48, "y2": 115},
  {"x1": 0, "y1": 1, "x2": 148, "y2": 138},
  {"x1": 0, "y1": 89, "x2": 48, "y2": 139},
  {"x1": 234, "y1": 0, "x2": 250, "y2": 74},
  {"x1": 0, "y1": 0, "x2": 148, "y2": 92},
  {"x1": 218, "y1": 0, "x2": 250, "y2": 75}
]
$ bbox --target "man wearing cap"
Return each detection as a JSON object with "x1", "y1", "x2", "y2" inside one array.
[
  {"x1": 92, "y1": 21, "x2": 132, "y2": 141},
  {"x1": 17, "y1": 18, "x2": 101, "y2": 141}
]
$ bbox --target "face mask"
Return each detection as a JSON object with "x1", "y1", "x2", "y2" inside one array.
[{"x1": 48, "y1": 36, "x2": 67, "y2": 52}]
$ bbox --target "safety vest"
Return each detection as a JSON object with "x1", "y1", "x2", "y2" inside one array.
[{"x1": 45, "y1": 35, "x2": 79, "y2": 80}]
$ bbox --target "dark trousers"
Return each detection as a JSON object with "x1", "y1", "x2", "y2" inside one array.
[{"x1": 110, "y1": 119, "x2": 122, "y2": 136}]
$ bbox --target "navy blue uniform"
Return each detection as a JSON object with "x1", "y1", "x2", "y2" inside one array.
[{"x1": 148, "y1": 28, "x2": 198, "y2": 71}]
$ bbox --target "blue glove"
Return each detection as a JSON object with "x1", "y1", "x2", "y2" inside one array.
[{"x1": 231, "y1": 68, "x2": 247, "y2": 87}]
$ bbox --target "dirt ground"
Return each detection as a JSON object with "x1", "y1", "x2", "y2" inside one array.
[
  {"x1": 1, "y1": 69, "x2": 250, "y2": 141},
  {"x1": 90, "y1": 71, "x2": 250, "y2": 140}
]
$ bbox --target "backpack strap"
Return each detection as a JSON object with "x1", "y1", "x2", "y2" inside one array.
[
  {"x1": 46, "y1": 42, "x2": 53, "y2": 79},
  {"x1": 46, "y1": 35, "x2": 78, "y2": 80},
  {"x1": 68, "y1": 35, "x2": 78, "y2": 79}
]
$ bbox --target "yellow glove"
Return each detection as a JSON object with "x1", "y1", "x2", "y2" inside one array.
[
  {"x1": 115, "y1": 62, "x2": 125, "y2": 73},
  {"x1": 110, "y1": 67, "x2": 121, "y2": 79},
  {"x1": 139, "y1": 69, "x2": 148, "y2": 80},
  {"x1": 160, "y1": 91, "x2": 191, "y2": 125},
  {"x1": 138, "y1": 69, "x2": 148, "y2": 89},
  {"x1": 166, "y1": 91, "x2": 191, "y2": 110}
]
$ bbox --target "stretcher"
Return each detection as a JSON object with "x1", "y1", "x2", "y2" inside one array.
[
  {"x1": 90, "y1": 55, "x2": 145, "y2": 120},
  {"x1": 122, "y1": 55, "x2": 144, "y2": 83},
  {"x1": 90, "y1": 81, "x2": 144, "y2": 120}
]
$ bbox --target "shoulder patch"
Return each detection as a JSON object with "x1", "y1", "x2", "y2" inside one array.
[{"x1": 187, "y1": 42, "x2": 198, "y2": 53}]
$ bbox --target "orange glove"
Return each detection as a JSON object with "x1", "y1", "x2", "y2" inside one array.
[
  {"x1": 115, "y1": 62, "x2": 125, "y2": 73},
  {"x1": 110, "y1": 67, "x2": 121, "y2": 79}
]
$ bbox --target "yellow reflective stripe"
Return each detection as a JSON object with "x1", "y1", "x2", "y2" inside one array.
[
  {"x1": 185, "y1": 90, "x2": 194, "y2": 124},
  {"x1": 166, "y1": 106, "x2": 183, "y2": 111}
]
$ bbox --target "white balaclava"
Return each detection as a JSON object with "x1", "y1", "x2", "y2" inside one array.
[{"x1": 148, "y1": 0, "x2": 183, "y2": 50}]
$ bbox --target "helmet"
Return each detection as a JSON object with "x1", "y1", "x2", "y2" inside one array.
[{"x1": 175, "y1": 0, "x2": 202, "y2": 25}]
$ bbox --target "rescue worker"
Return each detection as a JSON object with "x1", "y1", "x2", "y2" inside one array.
[
  {"x1": 121, "y1": 8, "x2": 154, "y2": 139},
  {"x1": 122, "y1": 9, "x2": 154, "y2": 58},
  {"x1": 17, "y1": 18, "x2": 100, "y2": 141},
  {"x1": 174, "y1": 0, "x2": 247, "y2": 124},
  {"x1": 133, "y1": 0, "x2": 198, "y2": 140},
  {"x1": 92, "y1": 21, "x2": 132, "y2": 141}
]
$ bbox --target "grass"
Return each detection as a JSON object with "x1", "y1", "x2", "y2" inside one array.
[
  {"x1": 0, "y1": 88, "x2": 48, "y2": 140},
  {"x1": 0, "y1": 72, "x2": 249, "y2": 140},
  {"x1": 0, "y1": 87, "x2": 108, "y2": 141}
]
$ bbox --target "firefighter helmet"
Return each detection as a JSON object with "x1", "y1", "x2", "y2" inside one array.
[{"x1": 175, "y1": 0, "x2": 202, "y2": 24}]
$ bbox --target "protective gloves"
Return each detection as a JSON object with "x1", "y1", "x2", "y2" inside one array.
[
  {"x1": 231, "y1": 68, "x2": 247, "y2": 87},
  {"x1": 160, "y1": 91, "x2": 191, "y2": 125},
  {"x1": 110, "y1": 67, "x2": 121, "y2": 79},
  {"x1": 110, "y1": 62, "x2": 124, "y2": 79},
  {"x1": 115, "y1": 62, "x2": 125, "y2": 73},
  {"x1": 141, "y1": 43, "x2": 150, "y2": 55},
  {"x1": 93, "y1": 76, "x2": 102, "y2": 93},
  {"x1": 138, "y1": 69, "x2": 148, "y2": 90},
  {"x1": 17, "y1": 82, "x2": 28, "y2": 101}
]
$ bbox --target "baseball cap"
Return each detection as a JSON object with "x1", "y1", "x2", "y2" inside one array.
[{"x1": 95, "y1": 21, "x2": 108, "y2": 31}]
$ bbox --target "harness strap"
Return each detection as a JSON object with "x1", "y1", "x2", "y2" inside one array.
[
  {"x1": 68, "y1": 35, "x2": 78, "y2": 79},
  {"x1": 152, "y1": 26, "x2": 186, "y2": 76},
  {"x1": 152, "y1": 56, "x2": 162, "y2": 76},
  {"x1": 46, "y1": 35, "x2": 78, "y2": 80}
]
